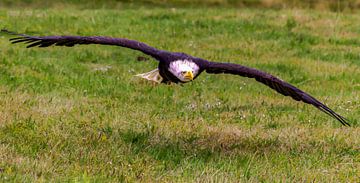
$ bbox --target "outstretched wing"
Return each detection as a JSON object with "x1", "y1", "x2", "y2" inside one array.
[
  {"x1": 1, "y1": 29, "x2": 162, "y2": 59},
  {"x1": 203, "y1": 61, "x2": 350, "y2": 126}
]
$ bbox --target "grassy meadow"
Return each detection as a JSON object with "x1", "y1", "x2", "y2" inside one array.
[{"x1": 0, "y1": 3, "x2": 359, "y2": 182}]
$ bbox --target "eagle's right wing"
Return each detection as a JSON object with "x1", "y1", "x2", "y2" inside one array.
[
  {"x1": 203, "y1": 60, "x2": 350, "y2": 126},
  {"x1": 1, "y1": 29, "x2": 162, "y2": 59}
]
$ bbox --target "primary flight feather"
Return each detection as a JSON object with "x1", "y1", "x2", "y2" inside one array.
[{"x1": 1, "y1": 29, "x2": 350, "y2": 126}]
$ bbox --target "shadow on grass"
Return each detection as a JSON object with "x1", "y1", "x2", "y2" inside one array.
[
  {"x1": 118, "y1": 122, "x2": 358, "y2": 168},
  {"x1": 118, "y1": 127, "x2": 283, "y2": 167}
]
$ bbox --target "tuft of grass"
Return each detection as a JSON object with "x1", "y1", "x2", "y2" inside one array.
[{"x1": 0, "y1": 5, "x2": 359, "y2": 182}]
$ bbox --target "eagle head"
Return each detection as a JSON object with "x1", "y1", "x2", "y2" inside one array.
[{"x1": 169, "y1": 60, "x2": 200, "y2": 82}]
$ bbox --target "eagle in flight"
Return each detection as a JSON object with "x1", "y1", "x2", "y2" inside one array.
[{"x1": 1, "y1": 29, "x2": 350, "y2": 126}]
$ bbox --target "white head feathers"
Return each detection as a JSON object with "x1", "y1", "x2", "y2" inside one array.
[{"x1": 169, "y1": 60, "x2": 200, "y2": 82}]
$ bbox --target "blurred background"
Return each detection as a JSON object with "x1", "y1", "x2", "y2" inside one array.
[{"x1": 1, "y1": 0, "x2": 360, "y2": 12}]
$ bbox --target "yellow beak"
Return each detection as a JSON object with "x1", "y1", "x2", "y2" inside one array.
[{"x1": 184, "y1": 71, "x2": 194, "y2": 80}]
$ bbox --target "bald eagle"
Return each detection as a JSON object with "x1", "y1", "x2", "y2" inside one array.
[{"x1": 1, "y1": 29, "x2": 350, "y2": 126}]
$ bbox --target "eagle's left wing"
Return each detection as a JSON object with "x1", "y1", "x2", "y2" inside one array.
[
  {"x1": 1, "y1": 29, "x2": 162, "y2": 59},
  {"x1": 202, "y1": 60, "x2": 350, "y2": 126}
]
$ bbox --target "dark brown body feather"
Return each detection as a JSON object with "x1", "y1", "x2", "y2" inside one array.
[{"x1": 1, "y1": 29, "x2": 350, "y2": 126}]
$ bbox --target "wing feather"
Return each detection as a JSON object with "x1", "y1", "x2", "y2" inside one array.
[
  {"x1": 1, "y1": 29, "x2": 161, "y2": 59},
  {"x1": 204, "y1": 61, "x2": 350, "y2": 126}
]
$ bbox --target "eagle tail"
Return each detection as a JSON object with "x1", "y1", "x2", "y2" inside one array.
[{"x1": 135, "y1": 68, "x2": 163, "y2": 83}]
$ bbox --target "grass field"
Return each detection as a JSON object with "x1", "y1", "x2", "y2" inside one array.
[{"x1": 0, "y1": 4, "x2": 359, "y2": 182}]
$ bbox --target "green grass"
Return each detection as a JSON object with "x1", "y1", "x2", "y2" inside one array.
[
  {"x1": 1, "y1": 0, "x2": 360, "y2": 12},
  {"x1": 0, "y1": 5, "x2": 359, "y2": 182}
]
